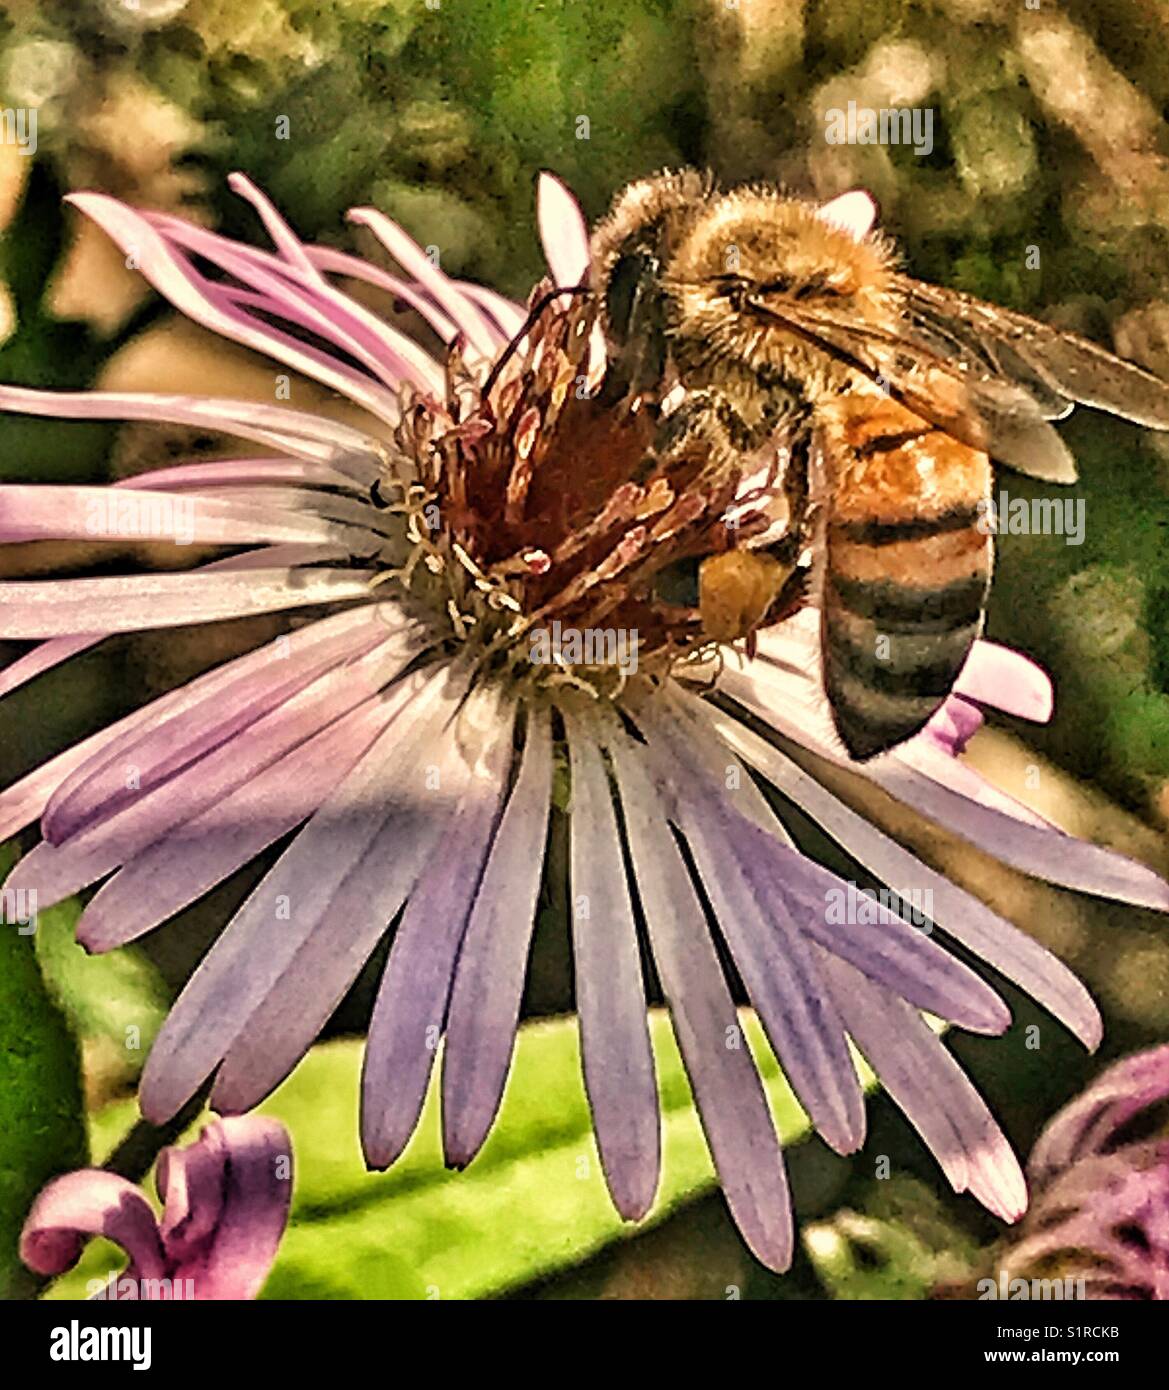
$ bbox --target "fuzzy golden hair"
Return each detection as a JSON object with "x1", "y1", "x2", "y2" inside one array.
[{"x1": 590, "y1": 171, "x2": 902, "y2": 393}]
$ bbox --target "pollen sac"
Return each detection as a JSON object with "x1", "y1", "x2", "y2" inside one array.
[{"x1": 698, "y1": 550, "x2": 794, "y2": 644}]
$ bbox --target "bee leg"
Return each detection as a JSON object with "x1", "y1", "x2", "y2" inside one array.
[
  {"x1": 764, "y1": 429, "x2": 812, "y2": 568},
  {"x1": 763, "y1": 563, "x2": 812, "y2": 624},
  {"x1": 654, "y1": 384, "x2": 804, "y2": 482},
  {"x1": 653, "y1": 388, "x2": 762, "y2": 475}
]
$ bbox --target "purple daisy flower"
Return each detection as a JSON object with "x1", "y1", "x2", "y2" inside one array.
[
  {"x1": 20, "y1": 1115, "x2": 291, "y2": 1299},
  {"x1": 2, "y1": 173, "x2": 1168, "y2": 1273},
  {"x1": 992, "y1": 1046, "x2": 1169, "y2": 1300}
]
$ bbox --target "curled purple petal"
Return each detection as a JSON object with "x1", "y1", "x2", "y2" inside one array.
[
  {"x1": 1028, "y1": 1044, "x2": 1169, "y2": 1187},
  {"x1": 166, "y1": 1117, "x2": 293, "y2": 1300},
  {"x1": 20, "y1": 1172, "x2": 166, "y2": 1283}
]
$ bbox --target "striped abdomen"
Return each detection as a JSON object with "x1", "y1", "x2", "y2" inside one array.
[{"x1": 821, "y1": 395, "x2": 992, "y2": 760}]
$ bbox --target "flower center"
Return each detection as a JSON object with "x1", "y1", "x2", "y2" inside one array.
[{"x1": 370, "y1": 284, "x2": 785, "y2": 697}]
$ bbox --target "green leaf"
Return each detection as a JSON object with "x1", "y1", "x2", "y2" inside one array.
[
  {"x1": 0, "y1": 846, "x2": 87, "y2": 1300},
  {"x1": 48, "y1": 1008, "x2": 851, "y2": 1301},
  {"x1": 33, "y1": 896, "x2": 170, "y2": 1088}
]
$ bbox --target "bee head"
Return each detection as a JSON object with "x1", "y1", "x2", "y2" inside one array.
[{"x1": 666, "y1": 190, "x2": 897, "y2": 347}]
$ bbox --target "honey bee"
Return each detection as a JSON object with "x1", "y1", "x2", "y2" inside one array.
[{"x1": 590, "y1": 170, "x2": 1169, "y2": 758}]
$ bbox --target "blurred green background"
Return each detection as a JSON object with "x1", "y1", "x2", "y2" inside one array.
[{"x1": 1, "y1": 0, "x2": 1168, "y2": 1299}]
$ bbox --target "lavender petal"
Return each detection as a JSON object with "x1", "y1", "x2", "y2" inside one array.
[
  {"x1": 564, "y1": 704, "x2": 661, "y2": 1221},
  {"x1": 605, "y1": 719, "x2": 794, "y2": 1272},
  {"x1": 441, "y1": 704, "x2": 553, "y2": 1168},
  {"x1": 361, "y1": 689, "x2": 517, "y2": 1168},
  {"x1": 137, "y1": 663, "x2": 457, "y2": 1123},
  {"x1": 711, "y1": 708, "x2": 1103, "y2": 1049},
  {"x1": 820, "y1": 953, "x2": 1027, "y2": 1222}
]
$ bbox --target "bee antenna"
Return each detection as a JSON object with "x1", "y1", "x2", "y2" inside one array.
[{"x1": 480, "y1": 284, "x2": 592, "y2": 402}]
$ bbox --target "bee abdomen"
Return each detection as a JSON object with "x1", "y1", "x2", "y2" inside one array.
[{"x1": 823, "y1": 502, "x2": 992, "y2": 760}]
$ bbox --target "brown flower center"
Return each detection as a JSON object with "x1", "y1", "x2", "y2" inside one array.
[{"x1": 375, "y1": 283, "x2": 780, "y2": 691}]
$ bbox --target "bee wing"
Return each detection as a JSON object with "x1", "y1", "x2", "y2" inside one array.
[
  {"x1": 902, "y1": 278, "x2": 1169, "y2": 430},
  {"x1": 881, "y1": 359, "x2": 1081, "y2": 485},
  {"x1": 762, "y1": 298, "x2": 1081, "y2": 483},
  {"x1": 898, "y1": 289, "x2": 1076, "y2": 421}
]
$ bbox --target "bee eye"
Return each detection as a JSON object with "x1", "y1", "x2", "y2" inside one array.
[
  {"x1": 606, "y1": 251, "x2": 658, "y2": 342},
  {"x1": 758, "y1": 273, "x2": 838, "y2": 299},
  {"x1": 705, "y1": 274, "x2": 749, "y2": 309},
  {"x1": 793, "y1": 274, "x2": 841, "y2": 300}
]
